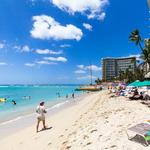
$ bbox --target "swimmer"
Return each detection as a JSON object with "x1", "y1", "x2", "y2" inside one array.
[{"x1": 12, "y1": 100, "x2": 16, "y2": 105}]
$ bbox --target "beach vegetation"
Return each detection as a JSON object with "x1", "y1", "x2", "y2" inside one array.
[
  {"x1": 114, "y1": 29, "x2": 150, "y2": 83},
  {"x1": 95, "y1": 78, "x2": 102, "y2": 85},
  {"x1": 129, "y1": 30, "x2": 150, "y2": 73}
]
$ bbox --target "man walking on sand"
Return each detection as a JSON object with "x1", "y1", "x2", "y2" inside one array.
[{"x1": 36, "y1": 101, "x2": 47, "y2": 132}]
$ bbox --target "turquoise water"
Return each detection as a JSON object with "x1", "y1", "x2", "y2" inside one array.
[{"x1": 0, "y1": 85, "x2": 81, "y2": 123}]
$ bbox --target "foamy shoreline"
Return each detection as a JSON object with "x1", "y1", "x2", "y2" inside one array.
[
  {"x1": 1, "y1": 91, "x2": 150, "y2": 150},
  {"x1": 0, "y1": 92, "x2": 89, "y2": 139}
]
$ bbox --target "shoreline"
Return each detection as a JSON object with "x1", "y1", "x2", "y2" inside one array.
[
  {"x1": 1, "y1": 90, "x2": 150, "y2": 149},
  {"x1": 0, "y1": 91, "x2": 102, "y2": 150},
  {"x1": 0, "y1": 85, "x2": 82, "y2": 123},
  {"x1": 0, "y1": 90, "x2": 84, "y2": 124},
  {"x1": 0, "y1": 91, "x2": 91, "y2": 139}
]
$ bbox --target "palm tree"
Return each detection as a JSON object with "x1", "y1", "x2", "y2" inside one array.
[
  {"x1": 129, "y1": 30, "x2": 150, "y2": 73},
  {"x1": 135, "y1": 68, "x2": 144, "y2": 81},
  {"x1": 95, "y1": 78, "x2": 102, "y2": 85},
  {"x1": 141, "y1": 39, "x2": 150, "y2": 72},
  {"x1": 129, "y1": 29, "x2": 143, "y2": 51}
]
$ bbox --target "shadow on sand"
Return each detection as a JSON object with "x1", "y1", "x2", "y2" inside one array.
[
  {"x1": 129, "y1": 134, "x2": 150, "y2": 147},
  {"x1": 39, "y1": 127, "x2": 53, "y2": 133}
]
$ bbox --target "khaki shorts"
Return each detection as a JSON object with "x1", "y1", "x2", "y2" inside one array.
[{"x1": 37, "y1": 116, "x2": 45, "y2": 121}]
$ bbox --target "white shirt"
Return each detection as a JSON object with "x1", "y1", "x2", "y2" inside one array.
[{"x1": 36, "y1": 105, "x2": 46, "y2": 118}]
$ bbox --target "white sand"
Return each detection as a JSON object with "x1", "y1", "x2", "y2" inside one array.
[{"x1": 1, "y1": 91, "x2": 150, "y2": 150}]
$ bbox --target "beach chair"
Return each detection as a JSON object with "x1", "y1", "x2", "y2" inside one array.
[{"x1": 127, "y1": 123, "x2": 150, "y2": 146}]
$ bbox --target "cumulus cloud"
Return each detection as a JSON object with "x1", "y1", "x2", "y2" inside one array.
[
  {"x1": 128, "y1": 54, "x2": 140, "y2": 59},
  {"x1": 14, "y1": 45, "x2": 32, "y2": 52},
  {"x1": 86, "y1": 65, "x2": 101, "y2": 71},
  {"x1": 51, "y1": 0, "x2": 108, "y2": 20},
  {"x1": 25, "y1": 60, "x2": 57, "y2": 67},
  {"x1": 35, "y1": 49, "x2": 63, "y2": 55},
  {"x1": 36, "y1": 60, "x2": 57, "y2": 65},
  {"x1": 77, "y1": 64, "x2": 101, "y2": 72},
  {"x1": 77, "y1": 75, "x2": 97, "y2": 80},
  {"x1": 24, "y1": 63, "x2": 35, "y2": 67},
  {"x1": 77, "y1": 65, "x2": 85, "y2": 69},
  {"x1": 126, "y1": 54, "x2": 142, "y2": 62},
  {"x1": 97, "y1": 12, "x2": 106, "y2": 20},
  {"x1": 74, "y1": 70, "x2": 86, "y2": 74},
  {"x1": 30, "y1": 15, "x2": 83, "y2": 41},
  {"x1": 44, "y1": 56, "x2": 67, "y2": 62},
  {"x1": 83, "y1": 23, "x2": 92, "y2": 31},
  {"x1": 21, "y1": 45, "x2": 31, "y2": 52},
  {"x1": 75, "y1": 64, "x2": 101, "y2": 80}
]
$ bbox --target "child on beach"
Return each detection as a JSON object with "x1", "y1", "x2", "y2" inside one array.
[{"x1": 36, "y1": 101, "x2": 47, "y2": 132}]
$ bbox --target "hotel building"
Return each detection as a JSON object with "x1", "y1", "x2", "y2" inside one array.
[{"x1": 102, "y1": 57, "x2": 136, "y2": 81}]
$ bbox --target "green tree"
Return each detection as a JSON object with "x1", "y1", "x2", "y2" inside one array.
[
  {"x1": 129, "y1": 29, "x2": 143, "y2": 51},
  {"x1": 129, "y1": 30, "x2": 150, "y2": 73},
  {"x1": 95, "y1": 78, "x2": 102, "y2": 85},
  {"x1": 141, "y1": 39, "x2": 150, "y2": 72}
]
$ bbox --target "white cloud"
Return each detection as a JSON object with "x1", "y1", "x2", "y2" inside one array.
[
  {"x1": 98, "y1": 12, "x2": 106, "y2": 20},
  {"x1": 0, "y1": 43, "x2": 5, "y2": 49},
  {"x1": 127, "y1": 54, "x2": 142, "y2": 62},
  {"x1": 77, "y1": 65, "x2": 85, "y2": 69},
  {"x1": 36, "y1": 60, "x2": 57, "y2": 65},
  {"x1": 14, "y1": 45, "x2": 32, "y2": 52},
  {"x1": 24, "y1": 63, "x2": 35, "y2": 67},
  {"x1": 83, "y1": 23, "x2": 92, "y2": 31},
  {"x1": 86, "y1": 65, "x2": 101, "y2": 71},
  {"x1": 60, "y1": 44, "x2": 71, "y2": 48},
  {"x1": 77, "y1": 64, "x2": 101, "y2": 72},
  {"x1": 13, "y1": 45, "x2": 21, "y2": 50},
  {"x1": 44, "y1": 56, "x2": 67, "y2": 62},
  {"x1": 35, "y1": 49, "x2": 63, "y2": 55},
  {"x1": 74, "y1": 70, "x2": 86, "y2": 74},
  {"x1": 30, "y1": 15, "x2": 83, "y2": 41},
  {"x1": 51, "y1": 0, "x2": 108, "y2": 20},
  {"x1": 77, "y1": 75, "x2": 97, "y2": 80},
  {"x1": 25, "y1": 60, "x2": 58, "y2": 66},
  {"x1": 0, "y1": 62, "x2": 7, "y2": 66},
  {"x1": 21, "y1": 45, "x2": 31, "y2": 52},
  {"x1": 128, "y1": 54, "x2": 140, "y2": 58}
]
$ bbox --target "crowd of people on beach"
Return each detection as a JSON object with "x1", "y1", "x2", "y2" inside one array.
[{"x1": 108, "y1": 83, "x2": 150, "y2": 101}]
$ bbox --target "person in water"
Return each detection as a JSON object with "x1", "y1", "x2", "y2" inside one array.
[
  {"x1": 12, "y1": 100, "x2": 16, "y2": 105},
  {"x1": 72, "y1": 93, "x2": 75, "y2": 98},
  {"x1": 36, "y1": 101, "x2": 47, "y2": 132},
  {"x1": 66, "y1": 94, "x2": 68, "y2": 98}
]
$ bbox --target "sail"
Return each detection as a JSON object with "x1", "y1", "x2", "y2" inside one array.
[{"x1": 148, "y1": 0, "x2": 150, "y2": 10}]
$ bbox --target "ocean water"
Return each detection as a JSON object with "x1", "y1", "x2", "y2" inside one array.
[{"x1": 0, "y1": 85, "x2": 81, "y2": 123}]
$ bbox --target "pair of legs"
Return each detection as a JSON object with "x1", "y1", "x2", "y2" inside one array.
[{"x1": 36, "y1": 117, "x2": 46, "y2": 132}]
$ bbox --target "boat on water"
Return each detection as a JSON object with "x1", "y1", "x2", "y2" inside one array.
[
  {"x1": 75, "y1": 85, "x2": 102, "y2": 91},
  {"x1": 0, "y1": 98, "x2": 6, "y2": 102}
]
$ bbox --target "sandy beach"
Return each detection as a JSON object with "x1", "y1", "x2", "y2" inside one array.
[{"x1": 1, "y1": 91, "x2": 150, "y2": 150}]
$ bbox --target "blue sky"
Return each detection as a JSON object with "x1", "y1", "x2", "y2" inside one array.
[{"x1": 0, "y1": 0, "x2": 149, "y2": 84}]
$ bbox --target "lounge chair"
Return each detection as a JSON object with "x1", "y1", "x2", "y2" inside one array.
[{"x1": 127, "y1": 123, "x2": 150, "y2": 146}]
